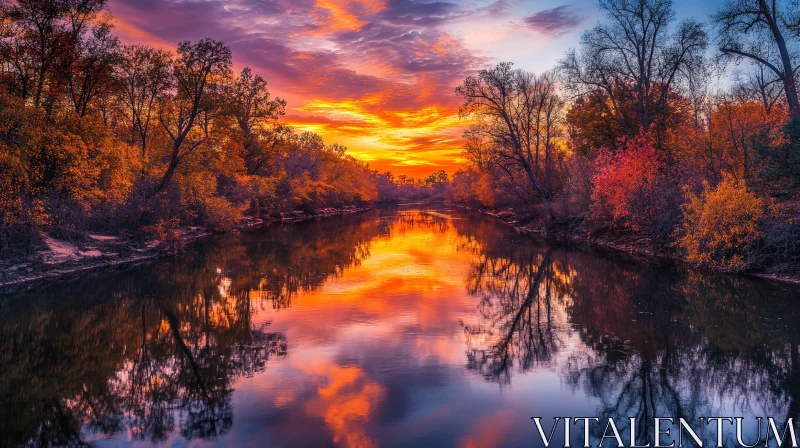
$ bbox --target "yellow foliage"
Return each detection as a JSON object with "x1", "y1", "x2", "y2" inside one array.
[{"x1": 678, "y1": 174, "x2": 765, "y2": 271}]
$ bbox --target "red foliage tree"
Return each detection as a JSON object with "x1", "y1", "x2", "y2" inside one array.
[{"x1": 590, "y1": 133, "x2": 680, "y2": 241}]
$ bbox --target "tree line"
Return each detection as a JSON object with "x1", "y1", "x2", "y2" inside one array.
[
  {"x1": 0, "y1": 0, "x2": 378, "y2": 259},
  {"x1": 450, "y1": 0, "x2": 800, "y2": 272},
  {"x1": 1, "y1": 0, "x2": 798, "y2": 273}
]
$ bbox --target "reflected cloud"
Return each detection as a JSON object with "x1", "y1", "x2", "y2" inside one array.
[
  {"x1": 301, "y1": 361, "x2": 385, "y2": 448},
  {"x1": 459, "y1": 409, "x2": 516, "y2": 448},
  {"x1": 4, "y1": 207, "x2": 800, "y2": 446}
]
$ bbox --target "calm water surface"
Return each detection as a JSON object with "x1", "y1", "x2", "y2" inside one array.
[{"x1": 2, "y1": 206, "x2": 800, "y2": 447}]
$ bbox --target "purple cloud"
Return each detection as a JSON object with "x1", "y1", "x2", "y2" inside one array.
[
  {"x1": 523, "y1": 5, "x2": 584, "y2": 37},
  {"x1": 378, "y1": 0, "x2": 464, "y2": 26},
  {"x1": 481, "y1": 0, "x2": 511, "y2": 17}
]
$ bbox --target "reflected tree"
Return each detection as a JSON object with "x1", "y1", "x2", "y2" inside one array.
[
  {"x1": 0, "y1": 211, "x2": 386, "y2": 446},
  {"x1": 464, "y1": 243, "x2": 562, "y2": 383},
  {"x1": 561, "y1": 259, "x2": 800, "y2": 445},
  {"x1": 460, "y1": 235, "x2": 800, "y2": 445}
]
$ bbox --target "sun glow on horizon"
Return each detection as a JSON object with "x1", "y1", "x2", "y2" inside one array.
[{"x1": 107, "y1": 0, "x2": 600, "y2": 177}]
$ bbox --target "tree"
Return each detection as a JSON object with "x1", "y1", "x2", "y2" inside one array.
[
  {"x1": 65, "y1": 22, "x2": 120, "y2": 118},
  {"x1": 450, "y1": 168, "x2": 482, "y2": 206},
  {"x1": 1, "y1": 0, "x2": 108, "y2": 109},
  {"x1": 156, "y1": 39, "x2": 231, "y2": 194},
  {"x1": 221, "y1": 67, "x2": 286, "y2": 175},
  {"x1": 566, "y1": 88, "x2": 628, "y2": 155},
  {"x1": 456, "y1": 63, "x2": 560, "y2": 219},
  {"x1": 0, "y1": 1, "x2": 383, "y2": 253},
  {"x1": 733, "y1": 66, "x2": 785, "y2": 116},
  {"x1": 424, "y1": 170, "x2": 448, "y2": 187},
  {"x1": 714, "y1": 0, "x2": 800, "y2": 117},
  {"x1": 117, "y1": 44, "x2": 173, "y2": 164},
  {"x1": 590, "y1": 134, "x2": 666, "y2": 232},
  {"x1": 560, "y1": 0, "x2": 707, "y2": 135},
  {"x1": 709, "y1": 98, "x2": 786, "y2": 182}
]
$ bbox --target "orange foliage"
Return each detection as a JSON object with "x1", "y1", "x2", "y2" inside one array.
[
  {"x1": 709, "y1": 101, "x2": 788, "y2": 182},
  {"x1": 678, "y1": 174, "x2": 766, "y2": 271},
  {"x1": 0, "y1": 14, "x2": 381, "y2": 255},
  {"x1": 450, "y1": 168, "x2": 481, "y2": 205}
]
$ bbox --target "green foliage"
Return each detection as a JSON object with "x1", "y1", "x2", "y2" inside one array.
[{"x1": 756, "y1": 116, "x2": 800, "y2": 194}]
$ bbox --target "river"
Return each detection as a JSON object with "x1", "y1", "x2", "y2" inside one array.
[{"x1": 2, "y1": 205, "x2": 799, "y2": 447}]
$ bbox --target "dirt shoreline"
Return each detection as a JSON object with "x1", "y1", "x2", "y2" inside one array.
[
  {"x1": 0, "y1": 206, "x2": 372, "y2": 292},
  {"x1": 461, "y1": 206, "x2": 800, "y2": 286}
]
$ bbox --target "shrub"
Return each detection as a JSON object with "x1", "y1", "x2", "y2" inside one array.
[
  {"x1": 147, "y1": 217, "x2": 183, "y2": 254},
  {"x1": 200, "y1": 195, "x2": 244, "y2": 231},
  {"x1": 590, "y1": 134, "x2": 682, "y2": 240},
  {"x1": 678, "y1": 174, "x2": 766, "y2": 271}
]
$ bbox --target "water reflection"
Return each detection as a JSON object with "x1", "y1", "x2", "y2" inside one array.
[
  {"x1": 464, "y1": 248, "x2": 559, "y2": 383},
  {"x1": 1, "y1": 269, "x2": 288, "y2": 446},
  {"x1": 1, "y1": 207, "x2": 799, "y2": 447},
  {"x1": 459, "y1": 222, "x2": 800, "y2": 446}
]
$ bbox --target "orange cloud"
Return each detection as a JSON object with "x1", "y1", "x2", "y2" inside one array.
[{"x1": 311, "y1": 0, "x2": 387, "y2": 33}]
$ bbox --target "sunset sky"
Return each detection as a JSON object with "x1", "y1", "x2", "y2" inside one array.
[{"x1": 108, "y1": 0, "x2": 724, "y2": 177}]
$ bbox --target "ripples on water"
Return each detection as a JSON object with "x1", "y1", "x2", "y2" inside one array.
[{"x1": 1, "y1": 205, "x2": 799, "y2": 447}]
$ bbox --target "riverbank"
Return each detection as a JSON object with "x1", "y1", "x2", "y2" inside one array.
[
  {"x1": 467, "y1": 206, "x2": 800, "y2": 285},
  {"x1": 0, "y1": 206, "x2": 372, "y2": 291}
]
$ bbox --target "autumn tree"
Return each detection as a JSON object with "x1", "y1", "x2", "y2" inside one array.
[
  {"x1": 591, "y1": 135, "x2": 664, "y2": 226},
  {"x1": 714, "y1": 0, "x2": 800, "y2": 117},
  {"x1": 0, "y1": 91, "x2": 39, "y2": 254},
  {"x1": 560, "y1": 0, "x2": 707, "y2": 136},
  {"x1": 221, "y1": 67, "x2": 286, "y2": 175},
  {"x1": 709, "y1": 98, "x2": 787, "y2": 183},
  {"x1": 566, "y1": 88, "x2": 628, "y2": 155},
  {"x1": 65, "y1": 22, "x2": 120, "y2": 118},
  {"x1": 590, "y1": 133, "x2": 684, "y2": 244},
  {"x1": 117, "y1": 44, "x2": 173, "y2": 164},
  {"x1": 0, "y1": 0, "x2": 108, "y2": 109},
  {"x1": 450, "y1": 168, "x2": 482, "y2": 206},
  {"x1": 456, "y1": 63, "x2": 561, "y2": 219},
  {"x1": 0, "y1": 0, "x2": 383, "y2": 256},
  {"x1": 156, "y1": 39, "x2": 231, "y2": 194},
  {"x1": 318, "y1": 152, "x2": 377, "y2": 206}
]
